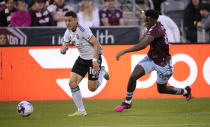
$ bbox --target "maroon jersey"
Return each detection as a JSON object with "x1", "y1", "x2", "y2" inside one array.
[
  {"x1": 29, "y1": 10, "x2": 55, "y2": 26},
  {"x1": 99, "y1": 7, "x2": 123, "y2": 26},
  {"x1": 146, "y1": 22, "x2": 171, "y2": 66}
]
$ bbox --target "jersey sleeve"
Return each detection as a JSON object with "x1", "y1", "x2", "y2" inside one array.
[
  {"x1": 62, "y1": 29, "x2": 71, "y2": 43},
  {"x1": 118, "y1": 9, "x2": 124, "y2": 19},
  {"x1": 82, "y1": 26, "x2": 93, "y2": 41},
  {"x1": 146, "y1": 26, "x2": 161, "y2": 39}
]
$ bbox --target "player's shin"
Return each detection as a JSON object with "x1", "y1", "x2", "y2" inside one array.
[
  {"x1": 125, "y1": 92, "x2": 133, "y2": 104},
  {"x1": 97, "y1": 66, "x2": 108, "y2": 88},
  {"x1": 174, "y1": 87, "x2": 187, "y2": 95},
  {"x1": 158, "y1": 85, "x2": 187, "y2": 95},
  {"x1": 97, "y1": 70, "x2": 104, "y2": 87},
  {"x1": 167, "y1": 86, "x2": 187, "y2": 95},
  {"x1": 125, "y1": 78, "x2": 137, "y2": 103},
  {"x1": 71, "y1": 86, "x2": 86, "y2": 112}
]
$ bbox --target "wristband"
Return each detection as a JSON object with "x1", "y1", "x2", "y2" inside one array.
[{"x1": 92, "y1": 58, "x2": 97, "y2": 62}]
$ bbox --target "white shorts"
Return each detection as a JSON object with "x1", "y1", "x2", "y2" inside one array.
[{"x1": 138, "y1": 56, "x2": 173, "y2": 84}]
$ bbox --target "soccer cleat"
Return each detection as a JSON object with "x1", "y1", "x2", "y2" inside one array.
[
  {"x1": 68, "y1": 111, "x2": 87, "y2": 117},
  {"x1": 98, "y1": 66, "x2": 110, "y2": 87},
  {"x1": 114, "y1": 102, "x2": 132, "y2": 112},
  {"x1": 183, "y1": 86, "x2": 191, "y2": 101},
  {"x1": 103, "y1": 68, "x2": 110, "y2": 80}
]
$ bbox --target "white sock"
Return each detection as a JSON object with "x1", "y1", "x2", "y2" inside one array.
[
  {"x1": 125, "y1": 100, "x2": 132, "y2": 104},
  {"x1": 98, "y1": 67, "x2": 105, "y2": 87},
  {"x1": 71, "y1": 86, "x2": 85, "y2": 112},
  {"x1": 183, "y1": 88, "x2": 187, "y2": 95}
]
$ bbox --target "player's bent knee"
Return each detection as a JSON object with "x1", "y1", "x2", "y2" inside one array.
[
  {"x1": 130, "y1": 73, "x2": 144, "y2": 82},
  {"x1": 157, "y1": 85, "x2": 167, "y2": 93},
  {"x1": 88, "y1": 87, "x2": 97, "y2": 92},
  {"x1": 69, "y1": 80, "x2": 78, "y2": 88},
  {"x1": 129, "y1": 75, "x2": 139, "y2": 84},
  {"x1": 89, "y1": 87, "x2": 97, "y2": 92},
  {"x1": 158, "y1": 88, "x2": 165, "y2": 93},
  {"x1": 88, "y1": 80, "x2": 97, "y2": 92}
]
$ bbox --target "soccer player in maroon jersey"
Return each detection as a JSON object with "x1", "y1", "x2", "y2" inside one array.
[
  {"x1": 99, "y1": 0, "x2": 125, "y2": 26},
  {"x1": 114, "y1": 10, "x2": 192, "y2": 112}
]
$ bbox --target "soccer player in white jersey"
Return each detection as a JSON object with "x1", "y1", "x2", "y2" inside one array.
[{"x1": 60, "y1": 11, "x2": 110, "y2": 116}]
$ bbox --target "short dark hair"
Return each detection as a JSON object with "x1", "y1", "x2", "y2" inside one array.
[
  {"x1": 199, "y1": 4, "x2": 210, "y2": 12},
  {"x1": 145, "y1": 10, "x2": 159, "y2": 20},
  {"x1": 65, "y1": 11, "x2": 77, "y2": 18},
  {"x1": 16, "y1": 0, "x2": 26, "y2": 7}
]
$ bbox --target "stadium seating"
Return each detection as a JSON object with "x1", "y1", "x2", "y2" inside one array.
[{"x1": 161, "y1": 0, "x2": 185, "y2": 29}]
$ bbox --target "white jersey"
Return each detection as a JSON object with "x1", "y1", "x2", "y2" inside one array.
[
  {"x1": 47, "y1": 4, "x2": 73, "y2": 27},
  {"x1": 63, "y1": 24, "x2": 103, "y2": 60},
  {"x1": 158, "y1": 15, "x2": 180, "y2": 43}
]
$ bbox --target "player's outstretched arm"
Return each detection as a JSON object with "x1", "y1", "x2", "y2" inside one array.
[
  {"x1": 116, "y1": 35, "x2": 154, "y2": 60},
  {"x1": 89, "y1": 36, "x2": 100, "y2": 73},
  {"x1": 60, "y1": 42, "x2": 69, "y2": 55}
]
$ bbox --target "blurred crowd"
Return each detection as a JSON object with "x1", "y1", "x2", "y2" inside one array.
[
  {"x1": 184, "y1": 0, "x2": 210, "y2": 42},
  {"x1": 0, "y1": 0, "x2": 210, "y2": 44},
  {"x1": 0, "y1": 0, "x2": 125, "y2": 27}
]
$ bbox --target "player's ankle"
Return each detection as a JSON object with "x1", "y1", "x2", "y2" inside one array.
[
  {"x1": 183, "y1": 88, "x2": 187, "y2": 95},
  {"x1": 125, "y1": 100, "x2": 132, "y2": 104},
  {"x1": 78, "y1": 109, "x2": 86, "y2": 113},
  {"x1": 126, "y1": 92, "x2": 133, "y2": 100}
]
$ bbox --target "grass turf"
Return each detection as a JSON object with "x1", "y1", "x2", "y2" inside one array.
[{"x1": 0, "y1": 98, "x2": 210, "y2": 127}]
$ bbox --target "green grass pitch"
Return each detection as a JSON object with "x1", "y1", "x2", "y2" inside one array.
[{"x1": 0, "y1": 98, "x2": 210, "y2": 127}]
